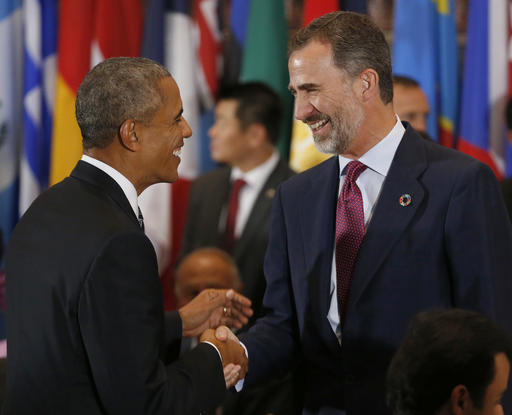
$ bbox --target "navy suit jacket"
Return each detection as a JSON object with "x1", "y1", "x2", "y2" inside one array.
[{"x1": 241, "y1": 125, "x2": 512, "y2": 414}]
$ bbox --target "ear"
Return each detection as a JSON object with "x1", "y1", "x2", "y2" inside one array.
[
  {"x1": 357, "y1": 69, "x2": 379, "y2": 103},
  {"x1": 245, "y1": 123, "x2": 267, "y2": 147},
  {"x1": 119, "y1": 119, "x2": 139, "y2": 152},
  {"x1": 450, "y1": 385, "x2": 473, "y2": 415}
]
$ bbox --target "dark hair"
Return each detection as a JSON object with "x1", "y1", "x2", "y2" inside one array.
[
  {"x1": 289, "y1": 11, "x2": 393, "y2": 104},
  {"x1": 393, "y1": 75, "x2": 421, "y2": 88},
  {"x1": 76, "y1": 57, "x2": 171, "y2": 149},
  {"x1": 387, "y1": 309, "x2": 512, "y2": 415},
  {"x1": 506, "y1": 97, "x2": 512, "y2": 130},
  {"x1": 217, "y1": 82, "x2": 283, "y2": 145}
]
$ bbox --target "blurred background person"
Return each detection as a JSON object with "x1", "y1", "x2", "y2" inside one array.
[
  {"x1": 181, "y1": 81, "x2": 295, "y2": 323},
  {"x1": 387, "y1": 308, "x2": 512, "y2": 415},
  {"x1": 180, "y1": 82, "x2": 297, "y2": 415},
  {"x1": 500, "y1": 97, "x2": 512, "y2": 222},
  {"x1": 392, "y1": 75, "x2": 430, "y2": 134},
  {"x1": 175, "y1": 247, "x2": 243, "y2": 310}
]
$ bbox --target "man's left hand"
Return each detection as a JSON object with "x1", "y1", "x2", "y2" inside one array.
[{"x1": 179, "y1": 289, "x2": 253, "y2": 337}]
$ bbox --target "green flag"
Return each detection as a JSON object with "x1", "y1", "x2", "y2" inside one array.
[{"x1": 241, "y1": 0, "x2": 292, "y2": 159}]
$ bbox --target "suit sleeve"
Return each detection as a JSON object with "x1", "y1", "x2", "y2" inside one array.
[
  {"x1": 241, "y1": 185, "x2": 300, "y2": 386},
  {"x1": 78, "y1": 232, "x2": 226, "y2": 415},
  {"x1": 445, "y1": 161, "x2": 512, "y2": 332}
]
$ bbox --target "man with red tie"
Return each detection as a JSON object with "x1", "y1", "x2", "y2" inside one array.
[
  {"x1": 235, "y1": 11, "x2": 512, "y2": 415},
  {"x1": 180, "y1": 82, "x2": 296, "y2": 414}
]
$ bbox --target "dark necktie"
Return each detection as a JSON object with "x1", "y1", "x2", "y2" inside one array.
[
  {"x1": 223, "y1": 178, "x2": 246, "y2": 252},
  {"x1": 336, "y1": 160, "x2": 367, "y2": 326},
  {"x1": 137, "y1": 207, "x2": 145, "y2": 232}
]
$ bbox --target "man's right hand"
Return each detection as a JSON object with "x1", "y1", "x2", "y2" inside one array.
[{"x1": 200, "y1": 326, "x2": 248, "y2": 388}]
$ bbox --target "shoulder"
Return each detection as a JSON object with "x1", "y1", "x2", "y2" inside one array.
[{"x1": 191, "y1": 166, "x2": 231, "y2": 188}]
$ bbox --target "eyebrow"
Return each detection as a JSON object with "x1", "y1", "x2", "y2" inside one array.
[
  {"x1": 174, "y1": 108, "x2": 183, "y2": 121},
  {"x1": 288, "y1": 83, "x2": 318, "y2": 92}
]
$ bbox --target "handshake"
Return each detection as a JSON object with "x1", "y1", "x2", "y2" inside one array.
[{"x1": 178, "y1": 288, "x2": 252, "y2": 388}]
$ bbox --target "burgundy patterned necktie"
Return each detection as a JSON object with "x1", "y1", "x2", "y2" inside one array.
[
  {"x1": 336, "y1": 160, "x2": 367, "y2": 326},
  {"x1": 223, "y1": 178, "x2": 246, "y2": 252}
]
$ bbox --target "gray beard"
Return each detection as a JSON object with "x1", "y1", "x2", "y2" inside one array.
[{"x1": 313, "y1": 108, "x2": 363, "y2": 155}]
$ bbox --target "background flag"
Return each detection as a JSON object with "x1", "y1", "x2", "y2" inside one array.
[
  {"x1": 0, "y1": 0, "x2": 23, "y2": 255},
  {"x1": 50, "y1": 0, "x2": 142, "y2": 186},
  {"x1": 0, "y1": 0, "x2": 23, "y2": 339},
  {"x1": 140, "y1": 0, "x2": 222, "y2": 309},
  {"x1": 393, "y1": 0, "x2": 458, "y2": 147},
  {"x1": 457, "y1": 0, "x2": 508, "y2": 178},
  {"x1": 19, "y1": 0, "x2": 57, "y2": 215},
  {"x1": 240, "y1": 0, "x2": 292, "y2": 159}
]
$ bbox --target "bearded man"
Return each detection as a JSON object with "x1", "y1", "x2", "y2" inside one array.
[{"x1": 231, "y1": 11, "x2": 512, "y2": 415}]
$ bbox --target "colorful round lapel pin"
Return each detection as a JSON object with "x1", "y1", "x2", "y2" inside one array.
[{"x1": 399, "y1": 193, "x2": 412, "y2": 207}]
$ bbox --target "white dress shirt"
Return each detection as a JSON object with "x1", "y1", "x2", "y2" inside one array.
[
  {"x1": 221, "y1": 151, "x2": 280, "y2": 237},
  {"x1": 327, "y1": 117, "x2": 406, "y2": 342}
]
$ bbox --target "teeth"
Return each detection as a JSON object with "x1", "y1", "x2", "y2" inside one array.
[
  {"x1": 309, "y1": 119, "x2": 328, "y2": 130},
  {"x1": 173, "y1": 148, "x2": 182, "y2": 157}
]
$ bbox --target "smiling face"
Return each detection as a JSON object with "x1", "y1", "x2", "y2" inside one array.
[
  {"x1": 135, "y1": 77, "x2": 192, "y2": 189},
  {"x1": 288, "y1": 40, "x2": 364, "y2": 155}
]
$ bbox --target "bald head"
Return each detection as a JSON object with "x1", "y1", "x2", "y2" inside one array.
[{"x1": 175, "y1": 248, "x2": 242, "y2": 308}]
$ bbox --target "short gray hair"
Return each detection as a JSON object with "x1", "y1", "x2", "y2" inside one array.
[
  {"x1": 76, "y1": 57, "x2": 171, "y2": 149},
  {"x1": 289, "y1": 11, "x2": 393, "y2": 104}
]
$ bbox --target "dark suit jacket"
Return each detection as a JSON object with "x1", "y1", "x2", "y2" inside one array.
[
  {"x1": 5, "y1": 161, "x2": 225, "y2": 415},
  {"x1": 241, "y1": 125, "x2": 512, "y2": 415},
  {"x1": 181, "y1": 157, "x2": 295, "y2": 321}
]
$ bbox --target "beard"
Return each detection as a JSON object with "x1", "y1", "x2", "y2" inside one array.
[{"x1": 310, "y1": 91, "x2": 364, "y2": 155}]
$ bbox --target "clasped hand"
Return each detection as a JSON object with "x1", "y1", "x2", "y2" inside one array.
[
  {"x1": 200, "y1": 325, "x2": 248, "y2": 388},
  {"x1": 178, "y1": 288, "x2": 253, "y2": 338}
]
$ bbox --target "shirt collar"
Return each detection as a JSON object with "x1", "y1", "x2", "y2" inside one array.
[
  {"x1": 338, "y1": 115, "x2": 405, "y2": 177},
  {"x1": 231, "y1": 151, "x2": 280, "y2": 187},
  {"x1": 81, "y1": 154, "x2": 139, "y2": 217}
]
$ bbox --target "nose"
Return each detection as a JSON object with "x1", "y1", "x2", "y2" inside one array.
[
  {"x1": 294, "y1": 93, "x2": 316, "y2": 122},
  {"x1": 208, "y1": 123, "x2": 216, "y2": 139},
  {"x1": 182, "y1": 117, "x2": 192, "y2": 138}
]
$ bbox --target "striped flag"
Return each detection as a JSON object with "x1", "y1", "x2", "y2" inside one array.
[
  {"x1": 140, "y1": 0, "x2": 222, "y2": 308},
  {"x1": 0, "y1": 0, "x2": 23, "y2": 340},
  {"x1": 457, "y1": 0, "x2": 508, "y2": 179},
  {"x1": 0, "y1": 0, "x2": 23, "y2": 253},
  {"x1": 50, "y1": 0, "x2": 142, "y2": 186},
  {"x1": 393, "y1": 0, "x2": 458, "y2": 147},
  {"x1": 19, "y1": 0, "x2": 57, "y2": 215}
]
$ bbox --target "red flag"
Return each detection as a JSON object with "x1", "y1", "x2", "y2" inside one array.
[{"x1": 303, "y1": 0, "x2": 338, "y2": 26}]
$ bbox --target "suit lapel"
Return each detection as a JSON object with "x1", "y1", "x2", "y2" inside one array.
[
  {"x1": 300, "y1": 157, "x2": 340, "y2": 323},
  {"x1": 210, "y1": 168, "x2": 231, "y2": 245},
  {"x1": 70, "y1": 160, "x2": 140, "y2": 229},
  {"x1": 234, "y1": 158, "x2": 291, "y2": 258},
  {"x1": 348, "y1": 129, "x2": 428, "y2": 309}
]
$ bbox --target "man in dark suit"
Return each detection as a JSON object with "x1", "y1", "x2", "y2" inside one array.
[
  {"x1": 230, "y1": 11, "x2": 512, "y2": 415},
  {"x1": 181, "y1": 82, "x2": 295, "y2": 322},
  {"x1": 5, "y1": 57, "x2": 252, "y2": 415},
  {"x1": 387, "y1": 309, "x2": 512, "y2": 415}
]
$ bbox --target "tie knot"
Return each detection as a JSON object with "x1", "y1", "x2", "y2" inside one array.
[
  {"x1": 232, "y1": 178, "x2": 246, "y2": 193},
  {"x1": 345, "y1": 160, "x2": 367, "y2": 183}
]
